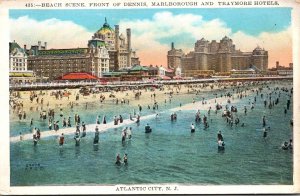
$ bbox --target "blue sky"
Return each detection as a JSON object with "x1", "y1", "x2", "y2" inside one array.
[
  {"x1": 10, "y1": 8, "x2": 291, "y2": 36},
  {"x1": 9, "y1": 8, "x2": 292, "y2": 67}
]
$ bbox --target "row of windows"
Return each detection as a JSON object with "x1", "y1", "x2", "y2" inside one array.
[
  {"x1": 30, "y1": 64, "x2": 88, "y2": 68},
  {"x1": 35, "y1": 68, "x2": 112, "y2": 72},
  {"x1": 30, "y1": 59, "x2": 88, "y2": 63},
  {"x1": 11, "y1": 68, "x2": 26, "y2": 71},
  {"x1": 12, "y1": 58, "x2": 26, "y2": 62},
  {"x1": 12, "y1": 63, "x2": 26, "y2": 66},
  {"x1": 30, "y1": 62, "x2": 87, "y2": 65},
  {"x1": 30, "y1": 64, "x2": 109, "y2": 68}
]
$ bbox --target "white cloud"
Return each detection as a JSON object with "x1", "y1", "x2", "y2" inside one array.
[
  {"x1": 10, "y1": 13, "x2": 292, "y2": 67},
  {"x1": 119, "y1": 11, "x2": 292, "y2": 67},
  {"x1": 231, "y1": 27, "x2": 292, "y2": 67},
  {"x1": 10, "y1": 16, "x2": 91, "y2": 49}
]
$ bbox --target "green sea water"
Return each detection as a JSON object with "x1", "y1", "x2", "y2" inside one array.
[{"x1": 10, "y1": 81, "x2": 293, "y2": 185}]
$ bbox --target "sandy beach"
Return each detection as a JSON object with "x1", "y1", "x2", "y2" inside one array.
[
  {"x1": 9, "y1": 81, "x2": 262, "y2": 142},
  {"x1": 10, "y1": 82, "x2": 249, "y2": 114}
]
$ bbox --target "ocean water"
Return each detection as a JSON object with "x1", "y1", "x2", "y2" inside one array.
[{"x1": 10, "y1": 81, "x2": 293, "y2": 185}]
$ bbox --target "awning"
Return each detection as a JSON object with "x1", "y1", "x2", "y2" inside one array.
[
  {"x1": 173, "y1": 75, "x2": 183, "y2": 80},
  {"x1": 158, "y1": 75, "x2": 171, "y2": 80}
]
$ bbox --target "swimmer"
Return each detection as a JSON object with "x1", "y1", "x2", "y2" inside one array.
[
  {"x1": 145, "y1": 123, "x2": 152, "y2": 133},
  {"x1": 218, "y1": 140, "x2": 225, "y2": 151},
  {"x1": 96, "y1": 116, "x2": 100, "y2": 124},
  {"x1": 122, "y1": 128, "x2": 127, "y2": 142},
  {"x1": 217, "y1": 131, "x2": 223, "y2": 141},
  {"x1": 102, "y1": 115, "x2": 107, "y2": 124},
  {"x1": 190, "y1": 123, "x2": 195, "y2": 133},
  {"x1": 288, "y1": 139, "x2": 293, "y2": 149},
  {"x1": 36, "y1": 128, "x2": 41, "y2": 139},
  {"x1": 123, "y1": 154, "x2": 128, "y2": 164},
  {"x1": 263, "y1": 128, "x2": 267, "y2": 138},
  {"x1": 127, "y1": 127, "x2": 132, "y2": 139},
  {"x1": 74, "y1": 132, "x2": 80, "y2": 146},
  {"x1": 262, "y1": 116, "x2": 266, "y2": 127},
  {"x1": 94, "y1": 126, "x2": 99, "y2": 144},
  {"x1": 33, "y1": 134, "x2": 38, "y2": 146},
  {"x1": 281, "y1": 141, "x2": 289, "y2": 150},
  {"x1": 115, "y1": 154, "x2": 121, "y2": 165},
  {"x1": 19, "y1": 132, "x2": 23, "y2": 141},
  {"x1": 59, "y1": 133, "x2": 64, "y2": 146}
]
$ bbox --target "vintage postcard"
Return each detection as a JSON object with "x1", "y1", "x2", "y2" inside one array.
[{"x1": 0, "y1": 0, "x2": 299, "y2": 194}]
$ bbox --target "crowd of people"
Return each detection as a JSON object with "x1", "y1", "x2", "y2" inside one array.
[{"x1": 11, "y1": 80, "x2": 294, "y2": 164}]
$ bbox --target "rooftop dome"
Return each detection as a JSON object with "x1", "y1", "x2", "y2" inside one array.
[
  {"x1": 97, "y1": 17, "x2": 114, "y2": 35},
  {"x1": 222, "y1": 36, "x2": 231, "y2": 41},
  {"x1": 254, "y1": 45, "x2": 263, "y2": 51}
]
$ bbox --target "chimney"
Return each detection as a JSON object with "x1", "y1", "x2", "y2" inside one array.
[
  {"x1": 44, "y1": 42, "x2": 47, "y2": 50},
  {"x1": 276, "y1": 61, "x2": 279, "y2": 69},
  {"x1": 115, "y1": 25, "x2": 120, "y2": 70},
  {"x1": 171, "y1": 42, "x2": 174, "y2": 50},
  {"x1": 126, "y1": 28, "x2": 131, "y2": 67},
  {"x1": 38, "y1": 41, "x2": 41, "y2": 50}
]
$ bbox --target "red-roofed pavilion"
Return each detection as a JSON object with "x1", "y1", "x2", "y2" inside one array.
[{"x1": 57, "y1": 72, "x2": 100, "y2": 81}]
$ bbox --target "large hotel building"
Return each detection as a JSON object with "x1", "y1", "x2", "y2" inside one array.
[
  {"x1": 19, "y1": 18, "x2": 139, "y2": 81},
  {"x1": 168, "y1": 36, "x2": 268, "y2": 77}
]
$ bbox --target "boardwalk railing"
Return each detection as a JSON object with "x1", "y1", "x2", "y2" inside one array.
[{"x1": 9, "y1": 76, "x2": 292, "y2": 90}]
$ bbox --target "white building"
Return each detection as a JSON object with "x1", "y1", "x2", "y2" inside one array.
[
  {"x1": 9, "y1": 41, "x2": 27, "y2": 72},
  {"x1": 175, "y1": 66, "x2": 182, "y2": 76},
  {"x1": 158, "y1": 66, "x2": 167, "y2": 76},
  {"x1": 9, "y1": 41, "x2": 36, "y2": 84},
  {"x1": 93, "y1": 46, "x2": 110, "y2": 78}
]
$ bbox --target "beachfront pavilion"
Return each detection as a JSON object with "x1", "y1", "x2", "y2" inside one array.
[{"x1": 56, "y1": 72, "x2": 101, "y2": 82}]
